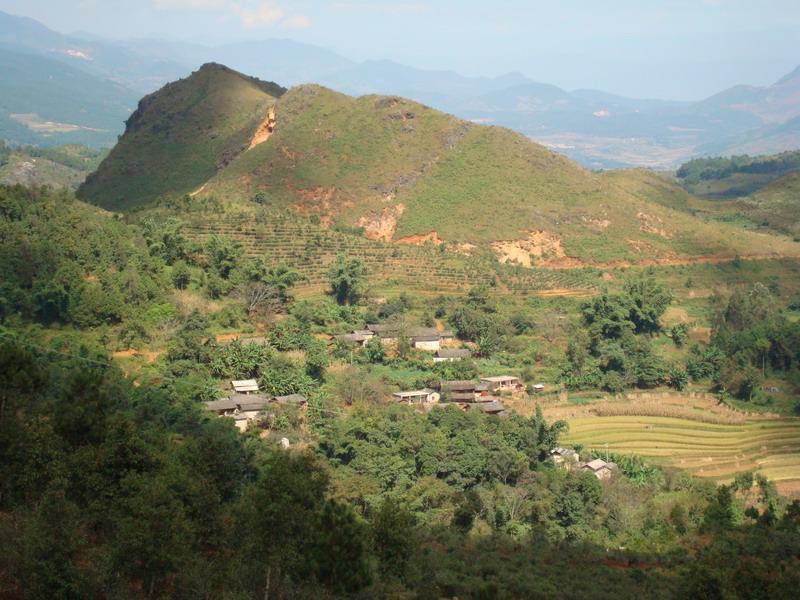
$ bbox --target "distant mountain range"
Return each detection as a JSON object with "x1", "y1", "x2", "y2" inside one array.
[{"x1": 1, "y1": 10, "x2": 798, "y2": 168}]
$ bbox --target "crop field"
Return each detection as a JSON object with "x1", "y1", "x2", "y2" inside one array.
[
  {"x1": 183, "y1": 214, "x2": 598, "y2": 297},
  {"x1": 563, "y1": 414, "x2": 800, "y2": 495}
]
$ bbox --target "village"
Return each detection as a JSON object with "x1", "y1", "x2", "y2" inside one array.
[{"x1": 199, "y1": 320, "x2": 621, "y2": 479}]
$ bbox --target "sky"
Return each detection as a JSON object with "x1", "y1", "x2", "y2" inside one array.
[{"x1": 1, "y1": 0, "x2": 799, "y2": 99}]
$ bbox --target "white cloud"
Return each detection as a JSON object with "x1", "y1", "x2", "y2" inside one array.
[
  {"x1": 332, "y1": 2, "x2": 430, "y2": 14},
  {"x1": 153, "y1": 0, "x2": 305, "y2": 29},
  {"x1": 232, "y1": 2, "x2": 284, "y2": 28},
  {"x1": 282, "y1": 14, "x2": 312, "y2": 29},
  {"x1": 153, "y1": 0, "x2": 226, "y2": 8}
]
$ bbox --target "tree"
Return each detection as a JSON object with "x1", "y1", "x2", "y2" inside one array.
[
  {"x1": 204, "y1": 235, "x2": 243, "y2": 280},
  {"x1": 669, "y1": 365, "x2": 689, "y2": 391},
  {"x1": 236, "y1": 281, "x2": 281, "y2": 318},
  {"x1": 327, "y1": 256, "x2": 367, "y2": 305},
  {"x1": 141, "y1": 217, "x2": 189, "y2": 265},
  {"x1": 245, "y1": 261, "x2": 304, "y2": 305},
  {"x1": 363, "y1": 337, "x2": 386, "y2": 364},
  {"x1": 371, "y1": 497, "x2": 415, "y2": 578},
  {"x1": 670, "y1": 323, "x2": 689, "y2": 347},
  {"x1": 171, "y1": 260, "x2": 191, "y2": 290},
  {"x1": 624, "y1": 277, "x2": 672, "y2": 334}
]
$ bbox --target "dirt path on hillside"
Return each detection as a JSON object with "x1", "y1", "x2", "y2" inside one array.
[{"x1": 535, "y1": 252, "x2": 800, "y2": 270}]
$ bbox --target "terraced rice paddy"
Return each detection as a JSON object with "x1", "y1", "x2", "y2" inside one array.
[{"x1": 564, "y1": 415, "x2": 800, "y2": 494}]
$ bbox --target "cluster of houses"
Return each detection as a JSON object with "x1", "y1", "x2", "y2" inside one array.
[
  {"x1": 550, "y1": 447, "x2": 619, "y2": 480},
  {"x1": 204, "y1": 379, "x2": 308, "y2": 431},
  {"x1": 391, "y1": 375, "x2": 530, "y2": 418},
  {"x1": 334, "y1": 324, "x2": 474, "y2": 362},
  {"x1": 207, "y1": 325, "x2": 546, "y2": 432}
]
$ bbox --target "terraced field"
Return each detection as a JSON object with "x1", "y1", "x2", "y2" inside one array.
[
  {"x1": 183, "y1": 215, "x2": 598, "y2": 297},
  {"x1": 564, "y1": 415, "x2": 800, "y2": 494}
]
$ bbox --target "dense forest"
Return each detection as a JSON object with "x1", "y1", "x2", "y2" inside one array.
[
  {"x1": 677, "y1": 151, "x2": 800, "y2": 185},
  {"x1": 2, "y1": 184, "x2": 800, "y2": 597}
]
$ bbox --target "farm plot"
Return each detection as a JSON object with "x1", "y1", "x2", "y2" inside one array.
[
  {"x1": 563, "y1": 415, "x2": 800, "y2": 494},
  {"x1": 183, "y1": 215, "x2": 597, "y2": 297}
]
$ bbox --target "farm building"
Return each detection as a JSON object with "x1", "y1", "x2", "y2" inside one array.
[
  {"x1": 466, "y1": 399, "x2": 508, "y2": 417},
  {"x1": 231, "y1": 379, "x2": 260, "y2": 394},
  {"x1": 480, "y1": 376, "x2": 523, "y2": 392},
  {"x1": 204, "y1": 394, "x2": 271, "y2": 432},
  {"x1": 392, "y1": 389, "x2": 441, "y2": 404},
  {"x1": 532, "y1": 383, "x2": 546, "y2": 393},
  {"x1": 439, "y1": 380, "x2": 493, "y2": 403},
  {"x1": 434, "y1": 348, "x2": 472, "y2": 362},
  {"x1": 551, "y1": 447, "x2": 580, "y2": 468},
  {"x1": 440, "y1": 380, "x2": 481, "y2": 402},
  {"x1": 581, "y1": 458, "x2": 619, "y2": 481},
  {"x1": 333, "y1": 332, "x2": 370, "y2": 346},
  {"x1": 364, "y1": 324, "x2": 453, "y2": 350},
  {"x1": 412, "y1": 334, "x2": 441, "y2": 351},
  {"x1": 204, "y1": 398, "x2": 238, "y2": 416},
  {"x1": 232, "y1": 394, "x2": 271, "y2": 417}
]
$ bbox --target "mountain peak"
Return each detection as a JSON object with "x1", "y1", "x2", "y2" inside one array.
[{"x1": 775, "y1": 64, "x2": 800, "y2": 86}]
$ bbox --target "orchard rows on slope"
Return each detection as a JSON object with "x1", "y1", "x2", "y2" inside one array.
[{"x1": 183, "y1": 213, "x2": 598, "y2": 297}]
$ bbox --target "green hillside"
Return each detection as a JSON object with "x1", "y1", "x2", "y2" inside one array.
[
  {"x1": 0, "y1": 47, "x2": 138, "y2": 147},
  {"x1": 80, "y1": 64, "x2": 800, "y2": 265},
  {"x1": 676, "y1": 150, "x2": 800, "y2": 198},
  {"x1": 78, "y1": 63, "x2": 285, "y2": 210},
  {"x1": 739, "y1": 171, "x2": 800, "y2": 237},
  {"x1": 0, "y1": 143, "x2": 106, "y2": 189}
]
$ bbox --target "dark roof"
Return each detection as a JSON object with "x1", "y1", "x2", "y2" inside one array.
[
  {"x1": 334, "y1": 333, "x2": 367, "y2": 343},
  {"x1": 551, "y1": 447, "x2": 577, "y2": 456},
  {"x1": 471, "y1": 400, "x2": 506, "y2": 414},
  {"x1": 437, "y1": 348, "x2": 472, "y2": 358},
  {"x1": 274, "y1": 394, "x2": 308, "y2": 405},
  {"x1": 440, "y1": 380, "x2": 478, "y2": 391},
  {"x1": 231, "y1": 394, "x2": 271, "y2": 411},
  {"x1": 450, "y1": 392, "x2": 478, "y2": 402},
  {"x1": 474, "y1": 395, "x2": 503, "y2": 403},
  {"x1": 367, "y1": 324, "x2": 446, "y2": 340},
  {"x1": 439, "y1": 330, "x2": 455, "y2": 338},
  {"x1": 412, "y1": 334, "x2": 440, "y2": 342},
  {"x1": 205, "y1": 398, "x2": 237, "y2": 412},
  {"x1": 407, "y1": 327, "x2": 440, "y2": 338}
]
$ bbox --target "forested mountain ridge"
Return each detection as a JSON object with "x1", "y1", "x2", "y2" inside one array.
[{"x1": 78, "y1": 64, "x2": 800, "y2": 268}]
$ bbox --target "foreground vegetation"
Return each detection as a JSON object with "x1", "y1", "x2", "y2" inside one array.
[{"x1": 2, "y1": 173, "x2": 800, "y2": 598}]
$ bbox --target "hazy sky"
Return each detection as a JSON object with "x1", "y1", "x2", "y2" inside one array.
[{"x1": 1, "y1": 0, "x2": 799, "y2": 99}]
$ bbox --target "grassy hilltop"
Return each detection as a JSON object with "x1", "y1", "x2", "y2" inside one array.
[
  {"x1": 79, "y1": 64, "x2": 800, "y2": 266},
  {"x1": 78, "y1": 63, "x2": 285, "y2": 209}
]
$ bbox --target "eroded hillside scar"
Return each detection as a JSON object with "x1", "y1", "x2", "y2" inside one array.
[{"x1": 248, "y1": 105, "x2": 277, "y2": 150}]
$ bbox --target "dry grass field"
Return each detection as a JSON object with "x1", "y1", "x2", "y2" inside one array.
[{"x1": 545, "y1": 392, "x2": 800, "y2": 497}]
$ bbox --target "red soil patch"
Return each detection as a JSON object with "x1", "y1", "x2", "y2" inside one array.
[{"x1": 395, "y1": 230, "x2": 444, "y2": 245}]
